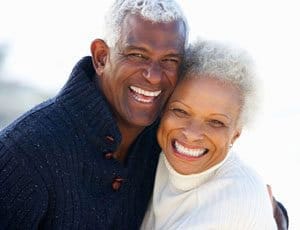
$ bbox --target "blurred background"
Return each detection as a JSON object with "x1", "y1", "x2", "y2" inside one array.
[{"x1": 1, "y1": 0, "x2": 299, "y2": 228}]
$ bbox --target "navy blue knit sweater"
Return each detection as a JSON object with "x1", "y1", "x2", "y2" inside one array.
[{"x1": 0, "y1": 57, "x2": 161, "y2": 229}]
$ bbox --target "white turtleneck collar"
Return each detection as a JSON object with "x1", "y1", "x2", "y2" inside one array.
[{"x1": 162, "y1": 151, "x2": 232, "y2": 191}]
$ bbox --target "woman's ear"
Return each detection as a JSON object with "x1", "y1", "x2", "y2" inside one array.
[
  {"x1": 231, "y1": 129, "x2": 242, "y2": 146},
  {"x1": 90, "y1": 39, "x2": 109, "y2": 76}
]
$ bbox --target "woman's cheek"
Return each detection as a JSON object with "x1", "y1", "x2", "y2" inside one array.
[{"x1": 158, "y1": 113, "x2": 175, "y2": 148}]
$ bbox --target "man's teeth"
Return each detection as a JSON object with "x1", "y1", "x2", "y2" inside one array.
[
  {"x1": 130, "y1": 86, "x2": 161, "y2": 97},
  {"x1": 132, "y1": 95, "x2": 152, "y2": 103},
  {"x1": 175, "y1": 141, "x2": 207, "y2": 157}
]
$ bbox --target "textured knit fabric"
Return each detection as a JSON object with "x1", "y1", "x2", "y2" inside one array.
[
  {"x1": 0, "y1": 56, "x2": 161, "y2": 230},
  {"x1": 141, "y1": 152, "x2": 277, "y2": 230}
]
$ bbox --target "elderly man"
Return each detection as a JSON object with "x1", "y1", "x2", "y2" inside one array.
[
  {"x1": 0, "y1": 0, "x2": 288, "y2": 229},
  {"x1": 0, "y1": 0, "x2": 187, "y2": 229}
]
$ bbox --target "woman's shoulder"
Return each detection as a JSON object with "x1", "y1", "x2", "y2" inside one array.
[
  {"x1": 195, "y1": 152, "x2": 274, "y2": 214},
  {"x1": 215, "y1": 152, "x2": 267, "y2": 189},
  {"x1": 191, "y1": 153, "x2": 277, "y2": 229}
]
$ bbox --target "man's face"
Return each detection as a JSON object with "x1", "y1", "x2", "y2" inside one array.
[{"x1": 98, "y1": 14, "x2": 186, "y2": 129}]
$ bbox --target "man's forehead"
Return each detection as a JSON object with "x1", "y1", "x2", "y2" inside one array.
[
  {"x1": 121, "y1": 14, "x2": 185, "y2": 38},
  {"x1": 118, "y1": 14, "x2": 186, "y2": 51}
]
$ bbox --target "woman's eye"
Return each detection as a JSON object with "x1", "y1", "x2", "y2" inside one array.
[
  {"x1": 209, "y1": 120, "x2": 225, "y2": 128},
  {"x1": 171, "y1": 108, "x2": 188, "y2": 118}
]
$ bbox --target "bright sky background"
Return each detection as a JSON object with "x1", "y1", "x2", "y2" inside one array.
[{"x1": 1, "y1": 0, "x2": 299, "y2": 228}]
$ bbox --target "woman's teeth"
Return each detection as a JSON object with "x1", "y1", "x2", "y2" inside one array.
[{"x1": 174, "y1": 141, "x2": 207, "y2": 157}]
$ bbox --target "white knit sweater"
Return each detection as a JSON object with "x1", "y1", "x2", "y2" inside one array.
[{"x1": 141, "y1": 152, "x2": 277, "y2": 230}]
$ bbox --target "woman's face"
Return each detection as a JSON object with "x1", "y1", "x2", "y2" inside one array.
[{"x1": 157, "y1": 76, "x2": 242, "y2": 175}]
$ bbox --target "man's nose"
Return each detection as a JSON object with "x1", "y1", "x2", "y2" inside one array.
[{"x1": 142, "y1": 62, "x2": 163, "y2": 84}]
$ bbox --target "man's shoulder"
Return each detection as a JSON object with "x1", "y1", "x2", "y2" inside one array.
[{"x1": 0, "y1": 98, "x2": 61, "y2": 153}]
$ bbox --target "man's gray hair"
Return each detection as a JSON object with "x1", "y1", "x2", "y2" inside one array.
[
  {"x1": 104, "y1": 0, "x2": 189, "y2": 47},
  {"x1": 183, "y1": 39, "x2": 259, "y2": 127}
]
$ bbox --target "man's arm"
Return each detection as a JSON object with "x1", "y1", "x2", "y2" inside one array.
[
  {"x1": 267, "y1": 185, "x2": 289, "y2": 229},
  {"x1": 274, "y1": 200, "x2": 289, "y2": 230},
  {"x1": 0, "y1": 143, "x2": 48, "y2": 229}
]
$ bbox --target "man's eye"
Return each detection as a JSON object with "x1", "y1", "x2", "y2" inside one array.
[
  {"x1": 127, "y1": 53, "x2": 147, "y2": 61},
  {"x1": 164, "y1": 58, "x2": 179, "y2": 63},
  {"x1": 162, "y1": 58, "x2": 179, "y2": 68},
  {"x1": 209, "y1": 120, "x2": 225, "y2": 128}
]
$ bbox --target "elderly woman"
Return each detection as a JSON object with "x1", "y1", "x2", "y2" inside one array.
[{"x1": 141, "y1": 40, "x2": 278, "y2": 229}]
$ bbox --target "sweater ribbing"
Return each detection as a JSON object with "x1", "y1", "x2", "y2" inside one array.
[
  {"x1": 0, "y1": 56, "x2": 160, "y2": 229},
  {"x1": 141, "y1": 152, "x2": 277, "y2": 230}
]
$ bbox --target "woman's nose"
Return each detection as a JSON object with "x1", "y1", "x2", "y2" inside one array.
[{"x1": 182, "y1": 121, "x2": 206, "y2": 141}]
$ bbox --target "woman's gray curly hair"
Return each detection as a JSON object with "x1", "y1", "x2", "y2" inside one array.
[
  {"x1": 182, "y1": 39, "x2": 259, "y2": 127},
  {"x1": 104, "y1": 0, "x2": 189, "y2": 48}
]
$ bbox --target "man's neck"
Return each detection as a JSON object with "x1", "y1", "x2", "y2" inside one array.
[{"x1": 113, "y1": 123, "x2": 145, "y2": 162}]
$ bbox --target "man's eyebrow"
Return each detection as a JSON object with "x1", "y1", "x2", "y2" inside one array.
[
  {"x1": 165, "y1": 53, "x2": 183, "y2": 58},
  {"x1": 123, "y1": 45, "x2": 148, "y2": 52},
  {"x1": 122, "y1": 45, "x2": 184, "y2": 58}
]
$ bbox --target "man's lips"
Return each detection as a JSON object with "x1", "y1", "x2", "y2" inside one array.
[{"x1": 129, "y1": 86, "x2": 162, "y2": 103}]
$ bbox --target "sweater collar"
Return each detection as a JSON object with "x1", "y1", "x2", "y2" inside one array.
[
  {"x1": 162, "y1": 151, "x2": 232, "y2": 191},
  {"x1": 55, "y1": 56, "x2": 121, "y2": 150}
]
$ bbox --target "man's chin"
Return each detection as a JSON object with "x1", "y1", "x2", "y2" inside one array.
[
  {"x1": 118, "y1": 107, "x2": 160, "y2": 129},
  {"x1": 126, "y1": 114, "x2": 158, "y2": 129},
  {"x1": 131, "y1": 117, "x2": 157, "y2": 128}
]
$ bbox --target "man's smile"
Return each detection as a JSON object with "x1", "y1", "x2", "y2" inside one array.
[{"x1": 129, "y1": 86, "x2": 162, "y2": 104}]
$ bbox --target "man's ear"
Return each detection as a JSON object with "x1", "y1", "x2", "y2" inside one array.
[{"x1": 90, "y1": 39, "x2": 109, "y2": 76}]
